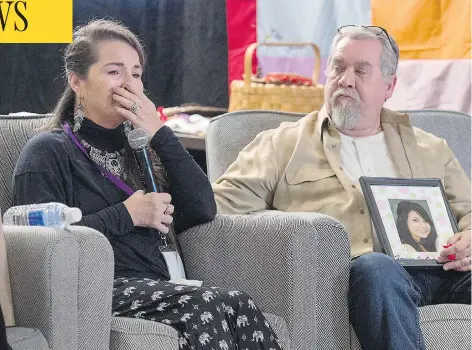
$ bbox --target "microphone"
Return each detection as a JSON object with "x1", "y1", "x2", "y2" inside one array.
[{"x1": 128, "y1": 128, "x2": 160, "y2": 193}]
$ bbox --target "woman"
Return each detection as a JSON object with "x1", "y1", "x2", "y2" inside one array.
[
  {"x1": 12, "y1": 19, "x2": 281, "y2": 350},
  {"x1": 396, "y1": 201, "x2": 438, "y2": 252}
]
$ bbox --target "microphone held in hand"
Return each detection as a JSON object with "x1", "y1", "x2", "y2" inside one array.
[{"x1": 128, "y1": 128, "x2": 160, "y2": 193}]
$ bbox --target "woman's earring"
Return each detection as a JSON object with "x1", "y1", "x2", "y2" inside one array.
[{"x1": 73, "y1": 98, "x2": 85, "y2": 132}]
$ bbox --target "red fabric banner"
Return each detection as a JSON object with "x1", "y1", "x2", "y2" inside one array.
[{"x1": 226, "y1": 0, "x2": 257, "y2": 88}]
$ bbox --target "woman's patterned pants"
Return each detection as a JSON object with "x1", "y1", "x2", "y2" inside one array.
[{"x1": 112, "y1": 277, "x2": 282, "y2": 350}]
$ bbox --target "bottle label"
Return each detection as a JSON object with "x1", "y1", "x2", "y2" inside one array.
[{"x1": 28, "y1": 211, "x2": 45, "y2": 226}]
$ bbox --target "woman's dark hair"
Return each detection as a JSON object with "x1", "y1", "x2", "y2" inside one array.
[
  {"x1": 396, "y1": 201, "x2": 438, "y2": 252},
  {"x1": 48, "y1": 19, "x2": 180, "y2": 253},
  {"x1": 49, "y1": 19, "x2": 146, "y2": 127}
]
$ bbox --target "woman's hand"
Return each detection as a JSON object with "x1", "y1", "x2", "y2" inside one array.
[
  {"x1": 123, "y1": 190, "x2": 174, "y2": 233},
  {"x1": 437, "y1": 230, "x2": 471, "y2": 272},
  {"x1": 113, "y1": 83, "x2": 164, "y2": 138}
]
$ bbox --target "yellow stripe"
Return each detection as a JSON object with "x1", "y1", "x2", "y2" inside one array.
[{"x1": 372, "y1": 0, "x2": 471, "y2": 59}]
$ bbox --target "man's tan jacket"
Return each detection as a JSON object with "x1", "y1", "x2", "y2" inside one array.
[{"x1": 212, "y1": 107, "x2": 471, "y2": 257}]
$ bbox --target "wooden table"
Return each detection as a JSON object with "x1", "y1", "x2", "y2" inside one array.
[
  {"x1": 175, "y1": 133, "x2": 206, "y2": 151},
  {"x1": 166, "y1": 106, "x2": 226, "y2": 152}
]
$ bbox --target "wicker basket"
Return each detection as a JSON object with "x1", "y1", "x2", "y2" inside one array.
[{"x1": 229, "y1": 42, "x2": 324, "y2": 113}]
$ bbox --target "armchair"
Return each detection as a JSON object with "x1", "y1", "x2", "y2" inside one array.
[
  {"x1": 1, "y1": 114, "x2": 114, "y2": 350},
  {"x1": 206, "y1": 109, "x2": 472, "y2": 350},
  {"x1": 0, "y1": 114, "x2": 294, "y2": 349},
  {"x1": 3, "y1": 225, "x2": 114, "y2": 350}
]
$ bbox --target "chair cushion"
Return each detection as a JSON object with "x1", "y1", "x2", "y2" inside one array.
[
  {"x1": 110, "y1": 312, "x2": 290, "y2": 350},
  {"x1": 350, "y1": 304, "x2": 472, "y2": 349},
  {"x1": 110, "y1": 316, "x2": 179, "y2": 350},
  {"x1": 0, "y1": 114, "x2": 52, "y2": 213},
  {"x1": 419, "y1": 304, "x2": 471, "y2": 350},
  {"x1": 405, "y1": 110, "x2": 471, "y2": 179},
  {"x1": 7, "y1": 327, "x2": 49, "y2": 350}
]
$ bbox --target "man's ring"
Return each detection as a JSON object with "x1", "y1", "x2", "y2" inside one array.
[{"x1": 130, "y1": 102, "x2": 140, "y2": 115}]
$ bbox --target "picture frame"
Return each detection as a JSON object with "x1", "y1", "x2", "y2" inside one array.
[{"x1": 359, "y1": 177, "x2": 458, "y2": 267}]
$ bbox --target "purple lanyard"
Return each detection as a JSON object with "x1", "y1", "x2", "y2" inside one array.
[{"x1": 62, "y1": 122, "x2": 135, "y2": 196}]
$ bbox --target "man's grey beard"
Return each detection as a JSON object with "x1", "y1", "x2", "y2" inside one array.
[
  {"x1": 330, "y1": 92, "x2": 361, "y2": 130},
  {"x1": 331, "y1": 104, "x2": 360, "y2": 130}
]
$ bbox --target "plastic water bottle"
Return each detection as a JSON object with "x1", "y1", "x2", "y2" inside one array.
[{"x1": 2, "y1": 202, "x2": 82, "y2": 229}]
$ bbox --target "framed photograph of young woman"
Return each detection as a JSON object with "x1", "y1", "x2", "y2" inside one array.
[{"x1": 359, "y1": 177, "x2": 459, "y2": 267}]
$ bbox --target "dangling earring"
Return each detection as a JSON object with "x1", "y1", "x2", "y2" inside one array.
[{"x1": 73, "y1": 97, "x2": 85, "y2": 132}]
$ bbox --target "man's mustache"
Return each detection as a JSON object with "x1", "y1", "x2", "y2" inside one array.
[{"x1": 332, "y1": 89, "x2": 360, "y2": 103}]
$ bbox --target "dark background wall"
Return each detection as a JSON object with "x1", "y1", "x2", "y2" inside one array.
[{"x1": 0, "y1": 0, "x2": 229, "y2": 114}]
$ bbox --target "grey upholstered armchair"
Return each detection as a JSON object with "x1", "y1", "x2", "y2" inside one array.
[
  {"x1": 206, "y1": 109, "x2": 472, "y2": 350},
  {"x1": 1, "y1": 114, "x2": 115, "y2": 350},
  {"x1": 0, "y1": 114, "x2": 294, "y2": 349},
  {"x1": 1, "y1": 225, "x2": 114, "y2": 350}
]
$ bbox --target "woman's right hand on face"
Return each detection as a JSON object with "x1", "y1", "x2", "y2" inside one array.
[{"x1": 123, "y1": 190, "x2": 174, "y2": 233}]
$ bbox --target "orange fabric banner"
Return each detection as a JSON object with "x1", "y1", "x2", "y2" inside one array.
[{"x1": 372, "y1": 0, "x2": 471, "y2": 59}]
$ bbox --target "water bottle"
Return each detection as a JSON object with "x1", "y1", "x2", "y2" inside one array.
[{"x1": 3, "y1": 202, "x2": 82, "y2": 229}]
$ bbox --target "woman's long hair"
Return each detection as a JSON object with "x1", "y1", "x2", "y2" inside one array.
[
  {"x1": 396, "y1": 201, "x2": 438, "y2": 252},
  {"x1": 47, "y1": 19, "x2": 181, "y2": 255}
]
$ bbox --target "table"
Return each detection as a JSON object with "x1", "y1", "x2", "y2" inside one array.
[{"x1": 175, "y1": 133, "x2": 206, "y2": 151}]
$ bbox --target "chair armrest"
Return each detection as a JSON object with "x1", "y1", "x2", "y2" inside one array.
[
  {"x1": 4, "y1": 225, "x2": 79, "y2": 349},
  {"x1": 179, "y1": 211, "x2": 351, "y2": 349},
  {"x1": 67, "y1": 226, "x2": 114, "y2": 350},
  {"x1": 4, "y1": 225, "x2": 114, "y2": 350}
]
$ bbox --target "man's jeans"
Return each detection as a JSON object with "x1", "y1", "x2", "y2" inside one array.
[{"x1": 349, "y1": 253, "x2": 471, "y2": 350}]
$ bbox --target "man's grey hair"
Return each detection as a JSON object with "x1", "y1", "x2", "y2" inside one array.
[{"x1": 326, "y1": 26, "x2": 400, "y2": 82}]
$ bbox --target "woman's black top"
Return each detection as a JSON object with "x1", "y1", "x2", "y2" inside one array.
[{"x1": 13, "y1": 118, "x2": 216, "y2": 280}]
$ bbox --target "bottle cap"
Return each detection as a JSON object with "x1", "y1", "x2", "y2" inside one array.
[{"x1": 64, "y1": 208, "x2": 82, "y2": 223}]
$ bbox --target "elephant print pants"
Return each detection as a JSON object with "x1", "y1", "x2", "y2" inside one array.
[{"x1": 112, "y1": 277, "x2": 282, "y2": 350}]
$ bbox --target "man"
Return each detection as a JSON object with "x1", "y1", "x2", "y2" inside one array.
[{"x1": 212, "y1": 26, "x2": 471, "y2": 349}]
